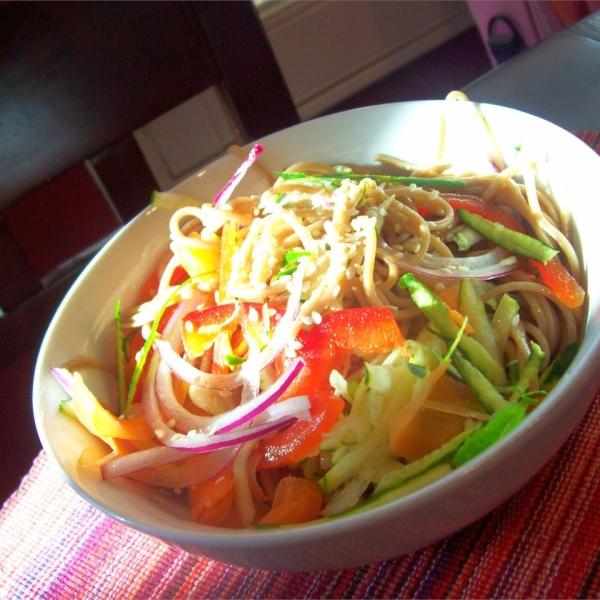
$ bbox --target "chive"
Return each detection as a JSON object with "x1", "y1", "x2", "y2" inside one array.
[
  {"x1": 125, "y1": 273, "x2": 215, "y2": 416},
  {"x1": 274, "y1": 172, "x2": 467, "y2": 189},
  {"x1": 115, "y1": 299, "x2": 127, "y2": 416},
  {"x1": 275, "y1": 248, "x2": 311, "y2": 280},
  {"x1": 408, "y1": 363, "x2": 427, "y2": 378},
  {"x1": 282, "y1": 248, "x2": 311, "y2": 266}
]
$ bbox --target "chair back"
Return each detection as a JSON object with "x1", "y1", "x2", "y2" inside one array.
[{"x1": 0, "y1": 0, "x2": 299, "y2": 365}]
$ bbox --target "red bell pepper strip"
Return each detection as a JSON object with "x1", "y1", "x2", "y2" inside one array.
[
  {"x1": 530, "y1": 257, "x2": 586, "y2": 309},
  {"x1": 258, "y1": 307, "x2": 404, "y2": 469},
  {"x1": 257, "y1": 389, "x2": 345, "y2": 469}
]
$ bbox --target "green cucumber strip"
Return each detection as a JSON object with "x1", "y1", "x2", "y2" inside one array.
[
  {"x1": 328, "y1": 464, "x2": 454, "y2": 520},
  {"x1": 452, "y1": 399, "x2": 529, "y2": 468},
  {"x1": 456, "y1": 208, "x2": 558, "y2": 264},
  {"x1": 540, "y1": 343, "x2": 579, "y2": 388},
  {"x1": 400, "y1": 273, "x2": 506, "y2": 386},
  {"x1": 507, "y1": 359, "x2": 520, "y2": 386},
  {"x1": 458, "y1": 279, "x2": 500, "y2": 363},
  {"x1": 452, "y1": 350, "x2": 508, "y2": 414},
  {"x1": 491, "y1": 293, "x2": 520, "y2": 358},
  {"x1": 275, "y1": 172, "x2": 467, "y2": 189},
  {"x1": 115, "y1": 299, "x2": 127, "y2": 416},
  {"x1": 374, "y1": 426, "x2": 480, "y2": 496},
  {"x1": 454, "y1": 226, "x2": 484, "y2": 251},
  {"x1": 508, "y1": 341, "x2": 545, "y2": 403}
]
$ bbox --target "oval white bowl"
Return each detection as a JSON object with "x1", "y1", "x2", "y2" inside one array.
[{"x1": 33, "y1": 101, "x2": 600, "y2": 571}]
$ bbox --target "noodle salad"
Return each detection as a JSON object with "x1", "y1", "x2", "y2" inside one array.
[{"x1": 52, "y1": 98, "x2": 585, "y2": 528}]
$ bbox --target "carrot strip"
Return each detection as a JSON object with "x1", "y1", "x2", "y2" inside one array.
[
  {"x1": 189, "y1": 465, "x2": 235, "y2": 526},
  {"x1": 259, "y1": 477, "x2": 323, "y2": 526}
]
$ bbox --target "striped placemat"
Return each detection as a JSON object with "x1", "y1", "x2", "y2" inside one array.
[{"x1": 1, "y1": 132, "x2": 598, "y2": 600}]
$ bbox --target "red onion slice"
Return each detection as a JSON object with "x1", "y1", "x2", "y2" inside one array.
[
  {"x1": 379, "y1": 243, "x2": 524, "y2": 280},
  {"x1": 52, "y1": 367, "x2": 74, "y2": 397},
  {"x1": 155, "y1": 358, "x2": 216, "y2": 433},
  {"x1": 213, "y1": 144, "x2": 264, "y2": 207},
  {"x1": 165, "y1": 414, "x2": 299, "y2": 453},
  {"x1": 143, "y1": 351, "x2": 308, "y2": 451},
  {"x1": 209, "y1": 356, "x2": 306, "y2": 434},
  {"x1": 100, "y1": 444, "x2": 237, "y2": 486},
  {"x1": 155, "y1": 339, "x2": 242, "y2": 390}
]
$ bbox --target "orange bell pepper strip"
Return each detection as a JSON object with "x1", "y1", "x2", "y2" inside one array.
[{"x1": 259, "y1": 476, "x2": 323, "y2": 526}]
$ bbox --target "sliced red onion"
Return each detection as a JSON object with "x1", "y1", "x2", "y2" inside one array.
[
  {"x1": 165, "y1": 414, "x2": 299, "y2": 453},
  {"x1": 251, "y1": 264, "x2": 303, "y2": 369},
  {"x1": 209, "y1": 357, "x2": 305, "y2": 434},
  {"x1": 143, "y1": 350, "x2": 308, "y2": 452},
  {"x1": 154, "y1": 339, "x2": 242, "y2": 390},
  {"x1": 213, "y1": 144, "x2": 264, "y2": 208},
  {"x1": 100, "y1": 444, "x2": 237, "y2": 486},
  {"x1": 238, "y1": 264, "x2": 304, "y2": 403},
  {"x1": 257, "y1": 394, "x2": 311, "y2": 424},
  {"x1": 52, "y1": 367, "x2": 74, "y2": 397},
  {"x1": 155, "y1": 358, "x2": 216, "y2": 433},
  {"x1": 379, "y1": 242, "x2": 524, "y2": 280}
]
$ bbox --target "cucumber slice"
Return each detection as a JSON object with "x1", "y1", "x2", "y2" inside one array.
[
  {"x1": 400, "y1": 273, "x2": 507, "y2": 386},
  {"x1": 458, "y1": 279, "x2": 500, "y2": 363},
  {"x1": 456, "y1": 208, "x2": 558, "y2": 264}
]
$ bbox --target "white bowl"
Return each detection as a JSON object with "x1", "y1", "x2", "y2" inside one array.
[{"x1": 33, "y1": 101, "x2": 600, "y2": 571}]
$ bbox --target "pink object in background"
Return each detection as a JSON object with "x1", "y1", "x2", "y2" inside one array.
[{"x1": 467, "y1": 1, "x2": 600, "y2": 66}]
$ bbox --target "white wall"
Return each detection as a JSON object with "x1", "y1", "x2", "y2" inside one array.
[{"x1": 135, "y1": 0, "x2": 474, "y2": 190}]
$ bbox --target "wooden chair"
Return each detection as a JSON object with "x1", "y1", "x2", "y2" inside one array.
[{"x1": 0, "y1": 0, "x2": 300, "y2": 367}]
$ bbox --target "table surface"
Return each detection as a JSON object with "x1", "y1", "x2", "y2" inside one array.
[
  {"x1": 1, "y1": 353, "x2": 598, "y2": 599},
  {"x1": 2, "y1": 26, "x2": 600, "y2": 599},
  {"x1": 464, "y1": 12, "x2": 600, "y2": 131}
]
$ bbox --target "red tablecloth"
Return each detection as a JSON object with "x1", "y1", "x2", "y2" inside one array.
[{"x1": 1, "y1": 133, "x2": 598, "y2": 600}]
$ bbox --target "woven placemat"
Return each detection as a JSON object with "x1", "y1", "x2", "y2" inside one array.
[{"x1": 1, "y1": 132, "x2": 598, "y2": 600}]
